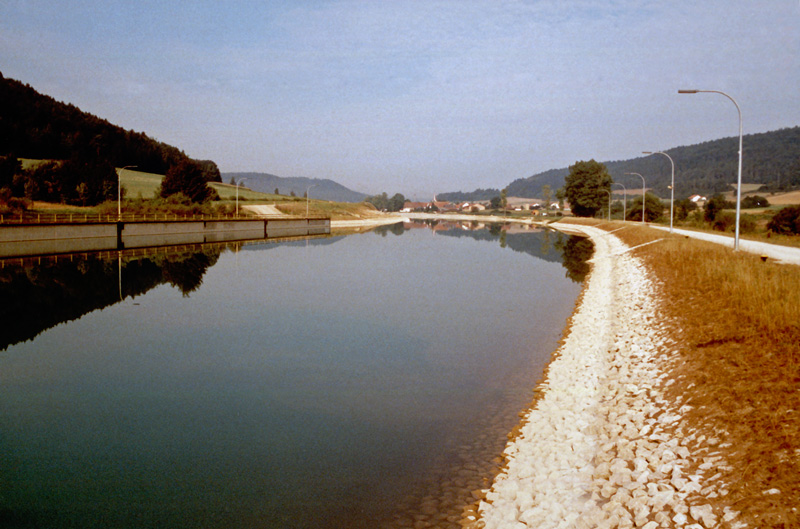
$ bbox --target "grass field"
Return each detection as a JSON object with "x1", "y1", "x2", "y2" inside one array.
[{"x1": 118, "y1": 169, "x2": 283, "y2": 202}]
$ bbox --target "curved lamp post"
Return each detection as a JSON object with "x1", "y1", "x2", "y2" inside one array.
[
  {"x1": 643, "y1": 151, "x2": 675, "y2": 233},
  {"x1": 612, "y1": 182, "x2": 627, "y2": 221},
  {"x1": 236, "y1": 178, "x2": 248, "y2": 217},
  {"x1": 625, "y1": 172, "x2": 646, "y2": 224},
  {"x1": 679, "y1": 89, "x2": 743, "y2": 250},
  {"x1": 117, "y1": 165, "x2": 137, "y2": 221},
  {"x1": 306, "y1": 184, "x2": 317, "y2": 217}
]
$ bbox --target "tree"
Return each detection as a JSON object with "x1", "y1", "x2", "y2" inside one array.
[
  {"x1": 563, "y1": 160, "x2": 612, "y2": 217},
  {"x1": 500, "y1": 188, "x2": 508, "y2": 210},
  {"x1": 490, "y1": 196, "x2": 502, "y2": 209},
  {"x1": 741, "y1": 195, "x2": 770, "y2": 208},
  {"x1": 365, "y1": 192, "x2": 406, "y2": 212},
  {"x1": 0, "y1": 155, "x2": 21, "y2": 190},
  {"x1": 195, "y1": 160, "x2": 221, "y2": 183},
  {"x1": 626, "y1": 193, "x2": 665, "y2": 222},
  {"x1": 704, "y1": 194, "x2": 734, "y2": 223},
  {"x1": 674, "y1": 198, "x2": 699, "y2": 221},
  {"x1": 388, "y1": 193, "x2": 406, "y2": 212},
  {"x1": 541, "y1": 184, "x2": 553, "y2": 208},
  {"x1": 767, "y1": 205, "x2": 800, "y2": 235},
  {"x1": 160, "y1": 160, "x2": 212, "y2": 203}
]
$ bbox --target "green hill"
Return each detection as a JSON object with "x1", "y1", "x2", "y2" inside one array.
[
  {"x1": 0, "y1": 72, "x2": 220, "y2": 181},
  {"x1": 505, "y1": 127, "x2": 800, "y2": 199}
]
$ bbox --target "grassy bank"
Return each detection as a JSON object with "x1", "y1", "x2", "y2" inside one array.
[{"x1": 562, "y1": 218, "x2": 800, "y2": 527}]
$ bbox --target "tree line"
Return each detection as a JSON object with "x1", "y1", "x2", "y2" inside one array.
[{"x1": 364, "y1": 192, "x2": 406, "y2": 212}]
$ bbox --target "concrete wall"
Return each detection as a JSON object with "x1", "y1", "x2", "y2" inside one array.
[{"x1": 0, "y1": 218, "x2": 331, "y2": 258}]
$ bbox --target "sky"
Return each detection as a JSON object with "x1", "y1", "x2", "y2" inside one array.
[{"x1": 1, "y1": 1, "x2": 798, "y2": 199}]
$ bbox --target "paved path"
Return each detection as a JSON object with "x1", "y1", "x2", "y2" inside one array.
[{"x1": 653, "y1": 226, "x2": 800, "y2": 265}]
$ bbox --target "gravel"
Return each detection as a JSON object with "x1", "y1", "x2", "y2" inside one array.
[{"x1": 474, "y1": 225, "x2": 743, "y2": 529}]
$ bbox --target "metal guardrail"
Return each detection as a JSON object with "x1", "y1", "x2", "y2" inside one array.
[{"x1": 0, "y1": 213, "x2": 274, "y2": 224}]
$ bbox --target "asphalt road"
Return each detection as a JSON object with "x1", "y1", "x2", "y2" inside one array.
[{"x1": 653, "y1": 226, "x2": 800, "y2": 265}]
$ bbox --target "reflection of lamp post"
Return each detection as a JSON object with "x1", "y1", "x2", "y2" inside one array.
[
  {"x1": 117, "y1": 166, "x2": 136, "y2": 221},
  {"x1": 679, "y1": 89, "x2": 743, "y2": 250},
  {"x1": 625, "y1": 172, "x2": 646, "y2": 224},
  {"x1": 643, "y1": 151, "x2": 675, "y2": 233},
  {"x1": 236, "y1": 178, "x2": 248, "y2": 217},
  {"x1": 306, "y1": 184, "x2": 317, "y2": 217},
  {"x1": 612, "y1": 183, "x2": 626, "y2": 221},
  {"x1": 603, "y1": 190, "x2": 612, "y2": 221}
]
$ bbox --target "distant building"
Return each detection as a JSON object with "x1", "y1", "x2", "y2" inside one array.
[{"x1": 689, "y1": 194, "x2": 707, "y2": 207}]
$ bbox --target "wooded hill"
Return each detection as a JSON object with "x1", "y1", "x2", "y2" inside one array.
[
  {"x1": 505, "y1": 127, "x2": 800, "y2": 200},
  {"x1": 0, "y1": 73, "x2": 220, "y2": 181}
]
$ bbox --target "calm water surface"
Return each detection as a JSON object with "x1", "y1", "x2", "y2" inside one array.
[{"x1": 0, "y1": 222, "x2": 589, "y2": 528}]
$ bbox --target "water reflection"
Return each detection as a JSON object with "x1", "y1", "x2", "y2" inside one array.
[
  {"x1": 0, "y1": 245, "x2": 222, "y2": 351},
  {"x1": 0, "y1": 224, "x2": 592, "y2": 353},
  {"x1": 0, "y1": 223, "x2": 595, "y2": 529},
  {"x1": 375, "y1": 220, "x2": 593, "y2": 281}
]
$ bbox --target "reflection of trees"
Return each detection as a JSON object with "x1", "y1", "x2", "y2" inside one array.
[
  {"x1": 160, "y1": 252, "x2": 218, "y2": 296},
  {"x1": 373, "y1": 222, "x2": 407, "y2": 237},
  {"x1": 0, "y1": 247, "x2": 221, "y2": 351},
  {"x1": 555, "y1": 235, "x2": 594, "y2": 283}
]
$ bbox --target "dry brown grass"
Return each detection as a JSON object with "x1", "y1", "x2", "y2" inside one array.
[{"x1": 572, "y1": 219, "x2": 800, "y2": 527}]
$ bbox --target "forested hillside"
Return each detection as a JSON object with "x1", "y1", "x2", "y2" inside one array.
[
  {"x1": 506, "y1": 127, "x2": 800, "y2": 199},
  {"x1": 0, "y1": 73, "x2": 220, "y2": 181}
]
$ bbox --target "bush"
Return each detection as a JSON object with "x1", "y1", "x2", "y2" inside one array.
[
  {"x1": 741, "y1": 195, "x2": 770, "y2": 209},
  {"x1": 712, "y1": 211, "x2": 736, "y2": 232},
  {"x1": 767, "y1": 205, "x2": 800, "y2": 235}
]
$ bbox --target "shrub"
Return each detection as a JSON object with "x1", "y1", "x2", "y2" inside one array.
[
  {"x1": 767, "y1": 205, "x2": 800, "y2": 235},
  {"x1": 712, "y1": 211, "x2": 736, "y2": 232},
  {"x1": 741, "y1": 195, "x2": 770, "y2": 209}
]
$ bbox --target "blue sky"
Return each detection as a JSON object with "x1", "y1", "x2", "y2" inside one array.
[{"x1": 2, "y1": 1, "x2": 798, "y2": 198}]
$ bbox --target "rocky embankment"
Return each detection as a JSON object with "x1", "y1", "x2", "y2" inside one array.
[{"x1": 473, "y1": 225, "x2": 742, "y2": 529}]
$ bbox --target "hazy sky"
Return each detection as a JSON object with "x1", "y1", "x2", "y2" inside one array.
[{"x1": 2, "y1": 1, "x2": 798, "y2": 198}]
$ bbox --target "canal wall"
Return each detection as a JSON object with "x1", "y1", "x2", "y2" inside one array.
[{"x1": 0, "y1": 217, "x2": 330, "y2": 258}]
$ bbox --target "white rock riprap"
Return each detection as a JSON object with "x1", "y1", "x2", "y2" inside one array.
[{"x1": 475, "y1": 225, "x2": 740, "y2": 529}]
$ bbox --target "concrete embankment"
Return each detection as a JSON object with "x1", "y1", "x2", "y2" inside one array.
[
  {"x1": 473, "y1": 225, "x2": 741, "y2": 529},
  {"x1": 0, "y1": 217, "x2": 330, "y2": 258}
]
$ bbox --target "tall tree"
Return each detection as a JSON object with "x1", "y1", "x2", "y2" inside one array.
[
  {"x1": 160, "y1": 160, "x2": 213, "y2": 203},
  {"x1": 563, "y1": 159, "x2": 612, "y2": 217}
]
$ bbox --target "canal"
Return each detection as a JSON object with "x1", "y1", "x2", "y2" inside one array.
[{"x1": 0, "y1": 221, "x2": 591, "y2": 529}]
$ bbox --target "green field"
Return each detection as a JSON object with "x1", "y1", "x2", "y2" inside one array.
[{"x1": 119, "y1": 169, "x2": 282, "y2": 202}]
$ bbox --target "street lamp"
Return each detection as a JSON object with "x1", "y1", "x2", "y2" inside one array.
[
  {"x1": 612, "y1": 182, "x2": 626, "y2": 221},
  {"x1": 117, "y1": 165, "x2": 137, "y2": 221},
  {"x1": 306, "y1": 184, "x2": 317, "y2": 217},
  {"x1": 625, "y1": 172, "x2": 646, "y2": 224},
  {"x1": 603, "y1": 190, "x2": 612, "y2": 221},
  {"x1": 643, "y1": 151, "x2": 675, "y2": 233},
  {"x1": 679, "y1": 89, "x2": 743, "y2": 250},
  {"x1": 236, "y1": 178, "x2": 248, "y2": 217}
]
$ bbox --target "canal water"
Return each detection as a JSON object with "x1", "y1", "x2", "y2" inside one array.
[{"x1": 0, "y1": 221, "x2": 591, "y2": 529}]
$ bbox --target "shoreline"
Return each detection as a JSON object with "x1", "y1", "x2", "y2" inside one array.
[{"x1": 473, "y1": 224, "x2": 740, "y2": 529}]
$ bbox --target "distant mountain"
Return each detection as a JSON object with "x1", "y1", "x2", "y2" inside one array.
[
  {"x1": 0, "y1": 73, "x2": 220, "y2": 181},
  {"x1": 446, "y1": 127, "x2": 800, "y2": 201},
  {"x1": 223, "y1": 172, "x2": 368, "y2": 203}
]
